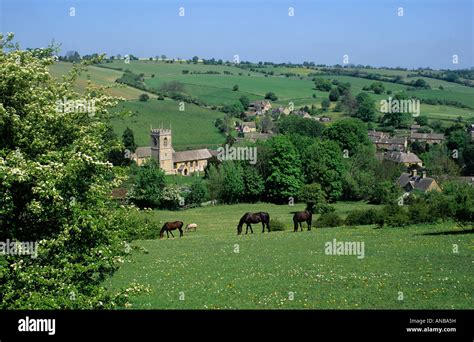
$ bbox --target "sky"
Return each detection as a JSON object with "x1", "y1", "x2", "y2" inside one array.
[{"x1": 1, "y1": 0, "x2": 473, "y2": 69}]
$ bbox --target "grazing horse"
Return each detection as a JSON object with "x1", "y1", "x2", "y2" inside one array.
[
  {"x1": 237, "y1": 212, "x2": 270, "y2": 235},
  {"x1": 185, "y1": 223, "x2": 198, "y2": 232},
  {"x1": 160, "y1": 221, "x2": 184, "y2": 239},
  {"x1": 293, "y1": 210, "x2": 312, "y2": 232}
]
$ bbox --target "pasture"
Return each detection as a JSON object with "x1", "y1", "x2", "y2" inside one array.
[
  {"x1": 111, "y1": 99, "x2": 225, "y2": 150},
  {"x1": 104, "y1": 202, "x2": 473, "y2": 309},
  {"x1": 49, "y1": 62, "x2": 156, "y2": 100}
]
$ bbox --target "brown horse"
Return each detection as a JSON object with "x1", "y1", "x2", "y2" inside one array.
[
  {"x1": 293, "y1": 210, "x2": 312, "y2": 232},
  {"x1": 237, "y1": 212, "x2": 270, "y2": 235},
  {"x1": 160, "y1": 221, "x2": 184, "y2": 239}
]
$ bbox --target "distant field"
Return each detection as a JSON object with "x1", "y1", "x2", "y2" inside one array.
[
  {"x1": 100, "y1": 60, "x2": 318, "y2": 106},
  {"x1": 65, "y1": 60, "x2": 474, "y2": 125},
  {"x1": 111, "y1": 99, "x2": 225, "y2": 150},
  {"x1": 104, "y1": 202, "x2": 473, "y2": 309},
  {"x1": 49, "y1": 62, "x2": 155, "y2": 100}
]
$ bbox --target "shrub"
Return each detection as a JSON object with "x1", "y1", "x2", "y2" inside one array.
[
  {"x1": 345, "y1": 209, "x2": 382, "y2": 226},
  {"x1": 139, "y1": 93, "x2": 149, "y2": 102},
  {"x1": 269, "y1": 219, "x2": 286, "y2": 231},
  {"x1": 186, "y1": 180, "x2": 209, "y2": 206},
  {"x1": 316, "y1": 212, "x2": 344, "y2": 228},
  {"x1": 380, "y1": 204, "x2": 410, "y2": 227}
]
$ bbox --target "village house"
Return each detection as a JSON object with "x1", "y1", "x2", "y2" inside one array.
[
  {"x1": 397, "y1": 170, "x2": 441, "y2": 193},
  {"x1": 272, "y1": 107, "x2": 290, "y2": 117},
  {"x1": 410, "y1": 124, "x2": 421, "y2": 132},
  {"x1": 409, "y1": 132, "x2": 445, "y2": 144},
  {"x1": 240, "y1": 132, "x2": 273, "y2": 143},
  {"x1": 248, "y1": 100, "x2": 272, "y2": 115},
  {"x1": 469, "y1": 124, "x2": 474, "y2": 141},
  {"x1": 130, "y1": 127, "x2": 212, "y2": 175},
  {"x1": 316, "y1": 116, "x2": 331, "y2": 122},
  {"x1": 383, "y1": 151, "x2": 423, "y2": 167},
  {"x1": 239, "y1": 121, "x2": 257, "y2": 133},
  {"x1": 369, "y1": 131, "x2": 408, "y2": 152}
]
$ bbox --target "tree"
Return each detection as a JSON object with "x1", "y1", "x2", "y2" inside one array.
[
  {"x1": 323, "y1": 118, "x2": 371, "y2": 153},
  {"x1": 277, "y1": 115, "x2": 324, "y2": 138},
  {"x1": 222, "y1": 101, "x2": 245, "y2": 117},
  {"x1": 122, "y1": 127, "x2": 137, "y2": 153},
  {"x1": 128, "y1": 159, "x2": 166, "y2": 208},
  {"x1": 369, "y1": 81, "x2": 385, "y2": 94},
  {"x1": 192, "y1": 56, "x2": 199, "y2": 64},
  {"x1": 186, "y1": 179, "x2": 208, "y2": 206},
  {"x1": 302, "y1": 140, "x2": 345, "y2": 201},
  {"x1": 221, "y1": 162, "x2": 245, "y2": 204},
  {"x1": 340, "y1": 90, "x2": 358, "y2": 116},
  {"x1": 139, "y1": 93, "x2": 149, "y2": 102},
  {"x1": 242, "y1": 166, "x2": 265, "y2": 202},
  {"x1": 329, "y1": 88, "x2": 339, "y2": 101},
  {"x1": 265, "y1": 136, "x2": 304, "y2": 203},
  {"x1": 239, "y1": 95, "x2": 250, "y2": 110},
  {"x1": 206, "y1": 164, "x2": 224, "y2": 202},
  {"x1": 314, "y1": 78, "x2": 332, "y2": 91},
  {"x1": 259, "y1": 114, "x2": 273, "y2": 133},
  {"x1": 265, "y1": 92, "x2": 278, "y2": 101},
  {"x1": 462, "y1": 144, "x2": 474, "y2": 176},
  {"x1": 298, "y1": 183, "x2": 327, "y2": 212},
  {"x1": 0, "y1": 34, "x2": 127, "y2": 308},
  {"x1": 354, "y1": 92, "x2": 376, "y2": 122},
  {"x1": 415, "y1": 116, "x2": 429, "y2": 126},
  {"x1": 321, "y1": 98, "x2": 330, "y2": 111},
  {"x1": 232, "y1": 84, "x2": 239, "y2": 91}
]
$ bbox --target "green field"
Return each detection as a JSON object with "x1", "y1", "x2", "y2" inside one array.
[
  {"x1": 104, "y1": 202, "x2": 473, "y2": 309},
  {"x1": 49, "y1": 62, "x2": 156, "y2": 100},
  {"x1": 111, "y1": 99, "x2": 225, "y2": 150}
]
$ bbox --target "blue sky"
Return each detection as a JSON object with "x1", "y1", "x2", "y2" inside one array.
[{"x1": 1, "y1": 0, "x2": 473, "y2": 69}]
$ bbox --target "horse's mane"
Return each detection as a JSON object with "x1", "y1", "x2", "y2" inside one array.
[{"x1": 238, "y1": 213, "x2": 250, "y2": 226}]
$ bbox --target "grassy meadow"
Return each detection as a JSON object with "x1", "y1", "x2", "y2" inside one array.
[
  {"x1": 104, "y1": 202, "x2": 473, "y2": 309},
  {"x1": 111, "y1": 99, "x2": 225, "y2": 150}
]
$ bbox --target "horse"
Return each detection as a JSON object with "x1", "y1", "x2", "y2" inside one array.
[
  {"x1": 237, "y1": 212, "x2": 270, "y2": 235},
  {"x1": 160, "y1": 221, "x2": 184, "y2": 239},
  {"x1": 185, "y1": 223, "x2": 198, "y2": 232},
  {"x1": 293, "y1": 210, "x2": 312, "y2": 232}
]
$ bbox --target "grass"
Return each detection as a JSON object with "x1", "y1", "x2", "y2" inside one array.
[
  {"x1": 104, "y1": 202, "x2": 473, "y2": 309},
  {"x1": 49, "y1": 62, "x2": 156, "y2": 100},
  {"x1": 111, "y1": 99, "x2": 225, "y2": 150}
]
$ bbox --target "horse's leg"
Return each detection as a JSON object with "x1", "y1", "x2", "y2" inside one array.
[
  {"x1": 179, "y1": 228, "x2": 183, "y2": 237},
  {"x1": 170, "y1": 230, "x2": 175, "y2": 238},
  {"x1": 245, "y1": 224, "x2": 249, "y2": 235},
  {"x1": 300, "y1": 222, "x2": 303, "y2": 231},
  {"x1": 166, "y1": 230, "x2": 169, "y2": 239},
  {"x1": 308, "y1": 219, "x2": 312, "y2": 231},
  {"x1": 262, "y1": 222, "x2": 265, "y2": 233},
  {"x1": 249, "y1": 224, "x2": 253, "y2": 234},
  {"x1": 294, "y1": 221, "x2": 297, "y2": 232}
]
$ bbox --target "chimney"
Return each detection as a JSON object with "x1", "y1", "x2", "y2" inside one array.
[
  {"x1": 411, "y1": 169, "x2": 417, "y2": 177},
  {"x1": 422, "y1": 171, "x2": 427, "y2": 179}
]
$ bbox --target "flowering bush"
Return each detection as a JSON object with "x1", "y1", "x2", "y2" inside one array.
[{"x1": 0, "y1": 33, "x2": 141, "y2": 308}]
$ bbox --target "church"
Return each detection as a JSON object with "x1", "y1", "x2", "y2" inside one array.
[{"x1": 131, "y1": 127, "x2": 213, "y2": 175}]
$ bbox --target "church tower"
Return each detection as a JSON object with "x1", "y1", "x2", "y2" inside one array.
[{"x1": 150, "y1": 127, "x2": 173, "y2": 173}]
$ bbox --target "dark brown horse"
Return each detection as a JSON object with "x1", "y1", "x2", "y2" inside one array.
[
  {"x1": 237, "y1": 212, "x2": 270, "y2": 235},
  {"x1": 160, "y1": 221, "x2": 184, "y2": 239},
  {"x1": 293, "y1": 210, "x2": 312, "y2": 232}
]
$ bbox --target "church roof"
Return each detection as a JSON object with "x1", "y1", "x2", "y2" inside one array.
[
  {"x1": 173, "y1": 149, "x2": 212, "y2": 163},
  {"x1": 134, "y1": 147, "x2": 151, "y2": 158}
]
